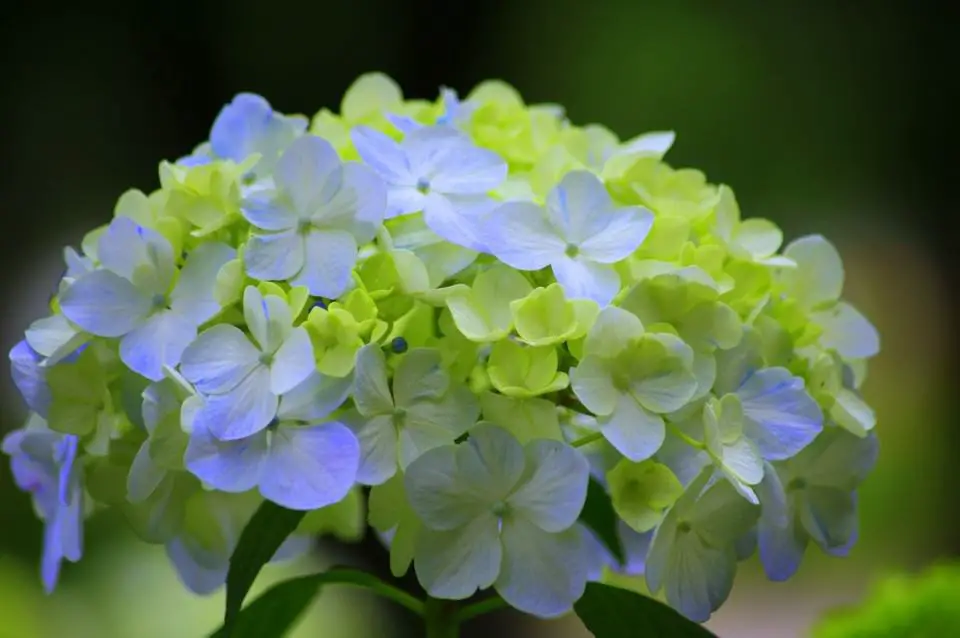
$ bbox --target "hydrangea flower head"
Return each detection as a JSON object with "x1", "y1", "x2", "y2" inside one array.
[{"x1": 5, "y1": 75, "x2": 881, "y2": 628}]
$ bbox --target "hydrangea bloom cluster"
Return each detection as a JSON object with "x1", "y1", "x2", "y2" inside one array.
[{"x1": 5, "y1": 73, "x2": 880, "y2": 622}]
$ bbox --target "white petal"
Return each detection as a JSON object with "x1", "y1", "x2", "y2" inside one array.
[
  {"x1": 482, "y1": 201, "x2": 565, "y2": 270},
  {"x1": 455, "y1": 423, "x2": 525, "y2": 502},
  {"x1": 495, "y1": 521, "x2": 587, "y2": 619},
  {"x1": 352, "y1": 344, "x2": 394, "y2": 416},
  {"x1": 243, "y1": 287, "x2": 292, "y2": 353},
  {"x1": 414, "y1": 515, "x2": 501, "y2": 599},
  {"x1": 544, "y1": 171, "x2": 615, "y2": 244},
  {"x1": 423, "y1": 193, "x2": 491, "y2": 252},
  {"x1": 120, "y1": 310, "x2": 197, "y2": 381},
  {"x1": 813, "y1": 301, "x2": 880, "y2": 359},
  {"x1": 583, "y1": 305, "x2": 645, "y2": 358},
  {"x1": 194, "y1": 366, "x2": 278, "y2": 440},
  {"x1": 781, "y1": 235, "x2": 844, "y2": 308},
  {"x1": 738, "y1": 368, "x2": 823, "y2": 461},
  {"x1": 184, "y1": 425, "x2": 267, "y2": 492},
  {"x1": 59, "y1": 270, "x2": 151, "y2": 337},
  {"x1": 393, "y1": 348, "x2": 448, "y2": 406},
  {"x1": 316, "y1": 162, "x2": 387, "y2": 243},
  {"x1": 269, "y1": 327, "x2": 315, "y2": 395},
  {"x1": 277, "y1": 371, "x2": 352, "y2": 422},
  {"x1": 570, "y1": 357, "x2": 618, "y2": 416},
  {"x1": 616, "y1": 131, "x2": 675, "y2": 158},
  {"x1": 244, "y1": 231, "x2": 305, "y2": 283},
  {"x1": 387, "y1": 187, "x2": 427, "y2": 218},
  {"x1": 351, "y1": 126, "x2": 414, "y2": 185},
  {"x1": 428, "y1": 140, "x2": 507, "y2": 195},
  {"x1": 274, "y1": 135, "x2": 343, "y2": 213},
  {"x1": 180, "y1": 324, "x2": 260, "y2": 395},
  {"x1": 98, "y1": 216, "x2": 175, "y2": 293},
  {"x1": 170, "y1": 242, "x2": 237, "y2": 325},
  {"x1": 345, "y1": 412, "x2": 398, "y2": 486},
  {"x1": 579, "y1": 207, "x2": 654, "y2": 264},
  {"x1": 600, "y1": 393, "x2": 665, "y2": 462},
  {"x1": 241, "y1": 194, "x2": 299, "y2": 231},
  {"x1": 398, "y1": 418, "x2": 463, "y2": 472},
  {"x1": 290, "y1": 229, "x2": 358, "y2": 298},
  {"x1": 405, "y1": 444, "x2": 490, "y2": 530},
  {"x1": 259, "y1": 422, "x2": 360, "y2": 510},
  {"x1": 508, "y1": 440, "x2": 589, "y2": 532},
  {"x1": 551, "y1": 256, "x2": 620, "y2": 306},
  {"x1": 25, "y1": 315, "x2": 84, "y2": 360},
  {"x1": 663, "y1": 533, "x2": 735, "y2": 622}
]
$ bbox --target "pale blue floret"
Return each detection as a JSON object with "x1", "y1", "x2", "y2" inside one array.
[
  {"x1": 405, "y1": 424, "x2": 591, "y2": 618},
  {"x1": 180, "y1": 287, "x2": 315, "y2": 441},
  {"x1": 184, "y1": 371, "x2": 359, "y2": 511},
  {"x1": 351, "y1": 124, "x2": 506, "y2": 250},
  {"x1": 482, "y1": 170, "x2": 654, "y2": 306},
  {"x1": 756, "y1": 428, "x2": 878, "y2": 581},
  {"x1": 178, "y1": 93, "x2": 307, "y2": 177},
  {"x1": 2, "y1": 418, "x2": 84, "y2": 593},
  {"x1": 241, "y1": 135, "x2": 386, "y2": 297},
  {"x1": 58, "y1": 216, "x2": 235, "y2": 381}
]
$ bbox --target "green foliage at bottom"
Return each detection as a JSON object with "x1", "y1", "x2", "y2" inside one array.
[{"x1": 812, "y1": 563, "x2": 960, "y2": 638}]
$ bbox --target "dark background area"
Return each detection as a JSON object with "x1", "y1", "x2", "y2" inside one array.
[{"x1": 1, "y1": 2, "x2": 957, "y2": 636}]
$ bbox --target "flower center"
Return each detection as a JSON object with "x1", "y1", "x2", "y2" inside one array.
[
  {"x1": 298, "y1": 218, "x2": 313, "y2": 235},
  {"x1": 677, "y1": 520, "x2": 692, "y2": 534},
  {"x1": 416, "y1": 177, "x2": 431, "y2": 194},
  {"x1": 491, "y1": 500, "x2": 510, "y2": 517},
  {"x1": 151, "y1": 293, "x2": 167, "y2": 310},
  {"x1": 565, "y1": 243, "x2": 580, "y2": 258},
  {"x1": 392, "y1": 407, "x2": 407, "y2": 428},
  {"x1": 259, "y1": 352, "x2": 274, "y2": 366}
]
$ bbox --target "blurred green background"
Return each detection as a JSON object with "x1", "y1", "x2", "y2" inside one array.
[{"x1": 1, "y1": 2, "x2": 956, "y2": 637}]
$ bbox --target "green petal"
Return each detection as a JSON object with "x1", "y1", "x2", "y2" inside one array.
[
  {"x1": 479, "y1": 392, "x2": 563, "y2": 444},
  {"x1": 607, "y1": 459, "x2": 683, "y2": 533}
]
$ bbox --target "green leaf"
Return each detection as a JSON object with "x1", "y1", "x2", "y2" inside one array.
[
  {"x1": 575, "y1": 582, "x2": 718, "y2": 637},
  {"x1": 210, "y1": 569, "x2": 424, "y2": 638},
  {"x1": 223, "y1": 501, "x2": 306, "y2": 631},
  {"x1": 578, "y1": 478, "x2": 625, "y2": 564}
]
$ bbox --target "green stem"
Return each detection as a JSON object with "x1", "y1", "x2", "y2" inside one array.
[
  {"x1": 350, "y1": 572, "x2": 426, "y2": 616},
  {"x1": 571, "y1": 431, "x2": 604, "y2": 448},
  {"x1": 456, "y1": 595, "x2": 508, "y2": 622},
  {"x1": 424, "y1": 598, "x2": 460, "y2": 638}
]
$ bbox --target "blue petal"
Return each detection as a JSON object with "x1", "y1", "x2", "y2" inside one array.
[
  {"x1": 166, "y1": 536, "x2": 228, "y2": 595},
  {"x1": 169, "y1": 241, "x2": 237, "y2": 325},
  {"x1": 60, "y1": 269, "x2": 152, "y2": 337},
  {"x1": 756, "y1": 464, "x2": 805, "y2": 581},
  {"x1": 274, "y1": 135, "x2": 343, "y2": 213},
  {"x1": 184, "y1": 422, "x2": 267, "y2": 492},
  {"x1": 97, "y1": 216, "x2": 175, "y2": 294},
  {"x1": 180, "y1": 324, "x2": 261, "y2": 395},
  {"x1": 259, "y1": 422, "x2": 360, "y2": 510},
  {"x1": 551, "y1": 256, "x2": 621, "y2": 306},
  {"x1": 244, "y1": 230, "x2": 305, "y2": 282},
  {"x1": 209, "y1": 93, "x2": 286, "y2": 166},
  {"x1": 737, "y1": 367, "x2": 823, "y2": 461},
  {"x1": 9, "y1": 341, "x2": 51, "y2": 417},
  {"x1": 277, "y1": 371, "x2": 352, "y2": 422},
  {"x1": 288, "y1": 229, "x2": 357, "y2": 298},
  {"x1": 120, "y1": 310, "x2": 197, "y2": 381},
  {"x1": 193, "y1": 366, "x2": 278, "y2": 441},
  {"x1": 351, "y1": 126, "x2": 413, "y2": 186}
]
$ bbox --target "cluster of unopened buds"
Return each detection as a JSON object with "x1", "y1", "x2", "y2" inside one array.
[{"x1": 6, "y1": 72, "x2": 880, "y2": 623}]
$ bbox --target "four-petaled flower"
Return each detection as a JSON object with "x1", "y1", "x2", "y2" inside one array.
[
  {"x1": 59, "y1": 216, "x2": 235, "y2": 381},
  {"x1": 483, "y1": 170, "x2": 654, "y2": 306},
  {"x1": 346, "y1": 344, "x2": 479, "y2": 485},
  {"x1": 351, "y1": 124, "x2": 507, "y2": 250},
  {"x1": 242, "y1": 135, "x2": 386, "y2": 298},
  {"x1": 405, "y1": 424, "x2": 591, "y2": 618},
  {"x1": 180, "y1": 286, "x2": 315, "y2": 440}
]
